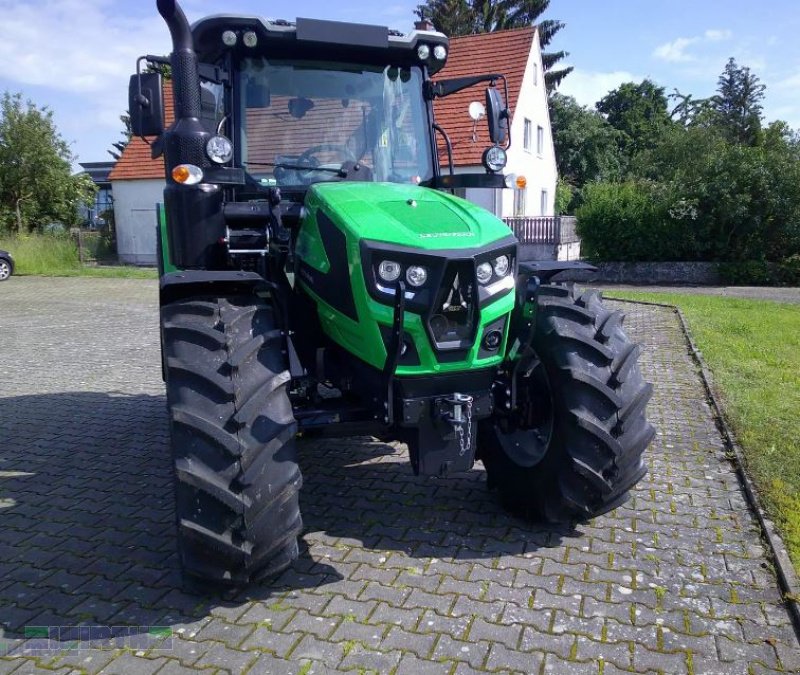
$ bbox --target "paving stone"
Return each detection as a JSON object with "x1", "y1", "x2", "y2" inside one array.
[
  {"x1": 486, "y1": 642, "x2": 544, "y2": 673},
  {"x1": 366, "y1": 602, "x2": 423, "y2": 630},
  {"x1": 192, "y1": 640, "x2": 257, "y2": 672},
  {"x1": 466, "y1": 617, "x2": 522, "y2": 650},
  {"x1": 288, "y1": 634, "x2": 346, "y2": 663},
  {"x1": 330, "y1": 619, "x2": 385, "y2": 649},
  {"x1": 542, "y1": 653, "x2": 599, "y2": 674},
  {"x1": 378, "y1": 625, "x2": 437, "y2": 657},
  {"x1": 321, "y1": 595, "x2": 377, "y2": 622},
  {"x1": 631, "y1": 646, "x2": 688, "y2": 674},
  {"x1": 519, "y1": 628, "x2": 575, "y2": 660},
  {"x1": 395, "y1": 653, "x2": 453, "y2": 675},
  {"x1": 97, "y1": 654, "x2": 167, "y2": 674},
  {"x1": 240, "y1": 626, "x2": 300, "y2": 657},
  {"x1": 194, "y1": 618, "x2": 252, "y2": 648},
  {"x1": 574, "y1": 635, "x2": 632, "y2": 670},
  {"x1": 339, "y1": 643, "x2": 402, "y2": 672},
  {"x1": 432, "y1": 635, "x2": 490, "y2": 670}
]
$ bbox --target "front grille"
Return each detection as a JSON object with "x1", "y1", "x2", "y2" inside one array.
[{"x1": 427, "y1": 261, "x2": 477, "y2": 350}]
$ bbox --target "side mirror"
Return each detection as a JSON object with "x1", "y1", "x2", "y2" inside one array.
[
  {"x1": 485, "y1": 87, "x2": 509, "y2": 146},
  {"x1": 129, "y1": 72, "x2": 164, "y2": 137}
]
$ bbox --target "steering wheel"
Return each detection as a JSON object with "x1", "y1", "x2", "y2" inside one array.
[{"x1": 295, "y1": 144, "x2": 355, "y2": 181}]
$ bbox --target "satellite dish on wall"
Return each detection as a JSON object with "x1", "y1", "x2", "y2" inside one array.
[{"x1": 468, "y1": 101, "x2": 486, "y2": 121}]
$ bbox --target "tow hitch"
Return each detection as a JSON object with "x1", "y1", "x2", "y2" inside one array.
[{"x1": 401, "y1": 391, "x2": 490, "y2": 477}]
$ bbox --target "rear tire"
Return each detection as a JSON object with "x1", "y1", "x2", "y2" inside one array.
[
  {"x1": 161, "y1": 294, "x2": 303, "y2": 587},
  {"x1": 479, "y1": 283, "x2": 654, "y2": 522}
]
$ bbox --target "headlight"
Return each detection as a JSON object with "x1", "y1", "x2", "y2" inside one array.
[
  {"x1": 378, "y1": 260, "x2": 402, "y2": 282},
  {"x1": 406, "y1": 265, "x2": 427, "y2": 287},
  {"x1": 243, "y1": 31, "x2": 258, "y2": 48},
  {"x1": 482, "y1": 145, "x2": 507, "y2": 172},
  {"x1": 433, "y1": 45, "x2": 447, "y2": 60},
  {"x1": 417, "y1": 44, "x2": 430, "y2": 60},
  {"x1": 206, "y1": 135, "x2": 233, "y2": 164},
  {"x1": 476, "y1": 262, "x2": 493, "y2": 285},
  {"x1": 221, "y1": 30, "x2": 237, "y2": 46},
  {"x1": 493, "y1": 255, "x2": 510, "y2": 277}
]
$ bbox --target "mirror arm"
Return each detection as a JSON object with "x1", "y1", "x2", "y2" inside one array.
[
  {"x1": 500, "y1": 76, "x2": 511, "y2": 150},
  {"x1": 426, "y1": 74, "x2": 505, "y2": 99},
  {"x1": 433, "y1": 123, "x2": 454, "y2": 177}
]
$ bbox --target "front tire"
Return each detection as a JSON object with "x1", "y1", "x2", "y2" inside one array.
[
  {"x1": 0, "y1": 259, "x2": 11, "y2": 281},
  {"x1": 479, "y1": 283, "x2": 655, "y2": 522},
  {"x1": 161, "y1": 295, "x2": 303, "y2": 587}
]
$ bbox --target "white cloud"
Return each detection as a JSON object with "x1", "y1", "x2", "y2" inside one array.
[
  {"x1": 653, "y1": 28, "x2": 733, "y2": 63},
  {"x1": 558, "y1": 69, "x2": 641, "y2": 108},
  {"x1": 653, "y1": 37, "x2": 698, "y2": 63},
  {"x1": 775, "y1": 71, "x2": 800, "y2": 90},
  {"x1": 704, "y1": 29, "x2": 732, "y2": 42},
  {"x1": 0, "y1": 0, "x2": 169, "y2": 96}
]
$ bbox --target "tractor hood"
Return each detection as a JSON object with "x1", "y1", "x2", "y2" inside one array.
[{"x1": 308, "y1": 182, "x2": 514, "y2": 251}]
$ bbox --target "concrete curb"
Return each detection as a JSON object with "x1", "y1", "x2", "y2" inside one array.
[{"x1": 606, "y1": 295, "x2": 800, "y2": 641}]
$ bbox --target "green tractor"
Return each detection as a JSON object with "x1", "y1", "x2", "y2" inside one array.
[{"x1": 130, "y1": 0, "x2": 655, "y2": 587}]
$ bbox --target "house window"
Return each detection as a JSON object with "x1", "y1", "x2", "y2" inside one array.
[
  {"x1": 514, "y1": 188, "x2": 527, "y2": 216},
  {"x1": 541, "y1": 189, "x2": 549, "y2": 216},
  {"x1": 532, "y1": 63, "x2": 538, "y2": 86},
  {"x1": 523, "y1": 119, "x2": 532, "y2": 152},
  {"x1": 537, "y1": 125, "x2": 544, "y2": 155}
]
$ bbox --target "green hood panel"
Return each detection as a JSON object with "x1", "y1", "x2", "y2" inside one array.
[{"x1": 309, "y1": 182, "x2": 513, "y2": 250}]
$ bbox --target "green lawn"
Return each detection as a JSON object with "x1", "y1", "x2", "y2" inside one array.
[
  {"x1": 0, "y1": 234, "x2": 156, "y2": 279},
  {"x1": 608, "y1": 290, "x2": 800, "y2": 572}
]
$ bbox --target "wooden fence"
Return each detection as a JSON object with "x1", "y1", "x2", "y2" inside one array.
[{"x1": 503, "y1": 216, "x2": 579, "y2": 245}]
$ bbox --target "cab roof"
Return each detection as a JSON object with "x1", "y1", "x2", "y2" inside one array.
[{"x1": 191, "y1": 15, "x2": 450, "y2": 74}]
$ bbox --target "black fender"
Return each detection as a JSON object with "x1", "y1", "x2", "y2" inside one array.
[
  {"x1": 159, "y1": 270, "x2": 270, "y2": 306},
  {"x1": 518, "y1": 260, "x2": 597, "y2": 284}
]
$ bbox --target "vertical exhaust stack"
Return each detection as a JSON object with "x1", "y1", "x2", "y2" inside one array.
[
  {"x1": 157, "y1": 0, "x2": 209, "y2": 171},
  {"x1": 156, "y1": 0, "x2": 225, "y2": 270}
]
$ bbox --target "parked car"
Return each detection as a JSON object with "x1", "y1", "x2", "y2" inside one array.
[{"x1": 0, "y1": 250, "x2": 14, "y2": 281}]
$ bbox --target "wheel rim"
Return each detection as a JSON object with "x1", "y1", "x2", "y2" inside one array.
[
  {"x1": 0, "y1": 261, "x2": 9, "y2": 280},
  {"x1": 493, "y1": 350, "x2": 555, "y2": 468}
]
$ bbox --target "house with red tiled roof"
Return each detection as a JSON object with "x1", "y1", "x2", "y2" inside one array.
[
  {"x1": 109, "y1": 26, "x2": 556, "y2": 264},
  {"x1": 108, "y1": 84, "x2": 175, "y2": 264},
  {"x1": 433, "y1": 26, "x2": 556, "y2": 220}
]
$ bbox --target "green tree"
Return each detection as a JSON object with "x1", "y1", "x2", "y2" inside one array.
[
  {"x1": 710, "y1": 57, "x2": 766, "y2": 145},
  {"x1": 633, "y1": 123, "x2": 800, "y2": 261},
  {"x1": 669, "y1": 88, "x2": 712, "y2": 126},
  {"x1": 415, "y1": 0, "x2": 572, "y2": 91},
  {"x1": 0, "y1": 92, "x2": 96, "y2": 233},
  {"x1": 596, "y1": 80, "x2": 674, "y2": 159},
  {"x1": 550, "y1": 93, "x2": 623, "y2": 195},
  {"x1": 108, "y1": 113, "x2": 131, "y2": 161}
]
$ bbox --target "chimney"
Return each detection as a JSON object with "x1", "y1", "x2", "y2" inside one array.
[{"x1": 414, "y1": 19, "x2": 435, "y2": 31}]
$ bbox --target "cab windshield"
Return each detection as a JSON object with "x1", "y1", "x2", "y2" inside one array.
[{"x1": 239, "y1": 59, "x2": 433, "y2": 188}]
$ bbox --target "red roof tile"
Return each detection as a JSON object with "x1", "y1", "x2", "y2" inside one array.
[
  {"x1": 109, "y1": 82, "x2": 174, "y2": 181},
  {"x1": 111, "y1": 28, "x2": 535, "y2": 179},
  {"x1": 433, "y1": 27, "x2": 535, "y2": 167}
]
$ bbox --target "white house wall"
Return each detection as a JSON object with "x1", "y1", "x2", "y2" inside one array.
[
  {"x1": 499, "y1": 31, "x2": 557, "y2": 219},
  {"x1": 112, "y1": 179, "x2": 164, "y2": 265}
]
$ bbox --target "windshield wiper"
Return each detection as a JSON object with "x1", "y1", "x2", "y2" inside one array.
[{"x1": 245, "y1": 161, "x2": 348, "y2": 177}]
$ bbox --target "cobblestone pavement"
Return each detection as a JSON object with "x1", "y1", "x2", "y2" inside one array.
[{"x1": 1, "y1": 276, "x2": 798, "y2": 674}]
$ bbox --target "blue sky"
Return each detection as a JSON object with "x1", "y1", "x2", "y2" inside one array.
[{"x1": 0, "y1": 0, "x2": 797, "y2": 169}]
